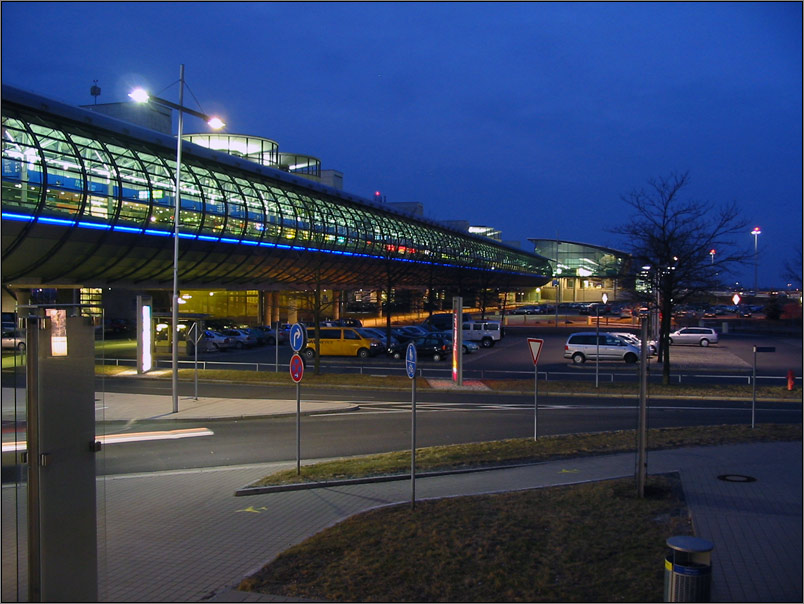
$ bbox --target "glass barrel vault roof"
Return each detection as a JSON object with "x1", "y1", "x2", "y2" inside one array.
[{"x1": 1, "y1": 84, "x2": 551, "y2": 290}]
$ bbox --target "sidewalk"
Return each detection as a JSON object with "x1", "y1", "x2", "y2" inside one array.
[
  {"x1": 85, "y1": 441, "x2": 800, "y2": 602},
  {"x1": 2, "y1": 383, "x2": 801, "y2": 602},
  {"x1": 94, "y1": 391, "x2": 359, "y2": 422}
]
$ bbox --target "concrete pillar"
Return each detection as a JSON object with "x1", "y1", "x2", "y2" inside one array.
[
  {"x1": 271, "y1": 292, "x2": 280, "y2": 324},
  {"x1": 288, "y1": 297, "x2": 298, "y2": 324}
]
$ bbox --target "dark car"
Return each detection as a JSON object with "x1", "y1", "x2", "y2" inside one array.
[
  {"x1": 392, "y1": 325, "x2": 430, "y2": 344},
  {"x1": 387, "y1": 333, "x2": 452, "y2": 361}
]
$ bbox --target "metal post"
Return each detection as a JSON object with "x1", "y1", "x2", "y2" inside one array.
[
  {"x1": 637, "y1": 317, "x2": 648, "y2": 497},
  {"x1": 595, "y1": 305, "x2": 600, "y2": 388},
  {"x1": 752, "y1": 346, "x2": 757, "y2": 429},
  {"x1": 411, "y1": 376, "x2": 417, "y2": 509},
  {"x1": 191, "y1": 322, "x2": 199, "y2": 400},
  {"x1": 26, "y1": 314, "x2": 41, "y2": 602},
  {"x1": 296, "y1": 381, "x2": 301, "y2": 474},
  {"x1": 171, "y1": 64, "x2": 185, "y2": 415},
  {"x1": 274, "y1": 320, "x2": 280, "y2": 373},
  {"x1": 533, "y1": 363, "x2": 539, "y2": 439}
]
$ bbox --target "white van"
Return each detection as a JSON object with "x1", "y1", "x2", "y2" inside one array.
[
  {"x1": 564, "y1": 332, "x2": 640, "y2": 364},
  {"x1": 460, "y1": 320, "x2": 502, "y2": 348}
]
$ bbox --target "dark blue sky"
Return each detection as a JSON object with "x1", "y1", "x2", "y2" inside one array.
[{"x1": 3, "y1": 2, "x2": 801, "y2": 288}]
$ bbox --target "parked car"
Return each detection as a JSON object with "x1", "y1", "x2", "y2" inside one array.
[
  {"x1": 459, "y1": 320, "x2": 502, "y2": 348},
  {"x1": 563, "y1": 332, "x2": 641, "y2": 364},
  {"x1": 393, "y1": 325, "x2": 430, "y2": 343},
  {"x1": 357, "y1": 327, "x2": 398, "y2": 348},
  {"x1": 420, "y1": 313, "x2": 454, "y2": 332},
  {"x1": 303, "y1": 327, "x2": 382, "y2": 359},
  {"x1": 253, "y1": 326, "x2": 288, "y2": 345},
  {"x1": 508, "y1": 305, "x2": 541, "y2": 315},
  {"x1": 1, "y1": 329, "x2": 25, "y2": 352},
  {"x1": 438, "y1": 331, "x2": 479, "y2": 354},
  {"x1": 201, "y1": 330, "x2": 232, "y2": 351},
  {"x1": 612, "y1": 332, "x2": 657, "y2": 355},
  {"x1": 220, "y1": 328, "x2": 258, "y2": 349},
  {"x1": 388, "y1": 333, "x2": 452, "y2": 361},
  {"x1": 578, "y1": 303, "x2": 610, "y2": 315},
  {"x1": 668, "y1": 327, "x2": 718, "y2": 347}
]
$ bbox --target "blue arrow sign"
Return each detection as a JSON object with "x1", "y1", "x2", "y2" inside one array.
[
  {"x1": 406, "y1": 342, "x2": 417, "y2": 379},
  {"x1": 289, "y1": 323, "x2": 305, "y2": 353}
]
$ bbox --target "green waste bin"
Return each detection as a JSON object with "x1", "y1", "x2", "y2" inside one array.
[{"x1": 664, "y1": 535, "x2": 713, "y2": 602}]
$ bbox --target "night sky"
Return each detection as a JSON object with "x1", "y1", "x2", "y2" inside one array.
[{"x1": 2, "y1": 2, "x2": 801, "y2": 288}]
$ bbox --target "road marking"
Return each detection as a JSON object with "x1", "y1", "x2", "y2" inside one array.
[
  {"x1": 1, "y1": 427, "x2": 214, "y2": 452},
  {"x1": 236, "y1": 505, "x2": 268, "y2": 514},
  {"x1": 559, "y1": 468, "x2": 580, "y2": 474}
]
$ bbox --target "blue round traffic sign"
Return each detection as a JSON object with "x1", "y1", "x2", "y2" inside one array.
[
  {"x1": 405, "y1": 342, "x2": 417, "y2": 379},
  {"x1": 289, "y1": 323, "x2": 305, "y2": 353},
  {"x1": 289, "y1": 353, "x2": 304, "y2": 383}
]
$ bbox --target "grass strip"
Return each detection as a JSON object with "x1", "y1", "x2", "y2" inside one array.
[
  {"x1": 246, "y1": 424, "x2": 801, "y2": 488},
  {"x1": 239, "y1": 474, "x2": 691, "y2": 602}
]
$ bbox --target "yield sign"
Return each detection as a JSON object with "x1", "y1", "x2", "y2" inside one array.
[{"x1": 527, "y1": 338, "x2": 544, "y2": 365}]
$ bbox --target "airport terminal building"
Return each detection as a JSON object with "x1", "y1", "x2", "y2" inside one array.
[{"x1": 1, "y1": 84, "x2": 554, "y2": 325}]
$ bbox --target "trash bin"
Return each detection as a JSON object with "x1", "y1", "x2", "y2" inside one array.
[{"x1": 664, "y1": 535, "x2": 713, "y2": 602}]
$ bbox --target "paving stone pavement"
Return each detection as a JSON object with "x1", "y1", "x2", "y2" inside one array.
[
  {"x1": 3, "y1": 442, "x2": 800, "y2": 602},
  {"x1": 102, "y1": 441, "x2": 802, "y2": 602}
]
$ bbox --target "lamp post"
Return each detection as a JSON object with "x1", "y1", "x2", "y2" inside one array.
[
  {"x1": 751, "y1": 227, "x2": 761, "y2": 293},
  {"x1": 130, "y1": 65, "x2": 225, "y2": 414},
  {"x1": 709, "y1": 249, "x2": 715, "y2": 265}
]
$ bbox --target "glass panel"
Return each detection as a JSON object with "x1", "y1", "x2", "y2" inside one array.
[{"x1": 2, "y1": 118, "x2": 44, "y2": 212}]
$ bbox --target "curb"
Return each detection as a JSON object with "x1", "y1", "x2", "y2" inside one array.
[{"x1": 234, "y1": 460, "x2": 549, "y2": 496}]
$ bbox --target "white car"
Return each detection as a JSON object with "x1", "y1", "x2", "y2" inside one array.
[
  {"x1": 221, "y1": 328, "x2": 258, "y2": 349},
  {"x1": 1, "y1": 329, "x2": 25, "y2": 352},
  {"x1": 612, "y1": 332, "x2": 657, "y2": 355},
  {"x1": 202, "y1": 330, "x2": 233, "y2": 351},
  {"x1": 668, "y1": 327, "x2": 719, "y2": 347}
]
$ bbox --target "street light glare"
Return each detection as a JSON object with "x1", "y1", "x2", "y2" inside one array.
[
  {"x1": 751, "y1": 227, "x2": 761, "y2": 236},
  {"x1": 207, "y1": 116, "x2": 225, "y2": 130},
  {"x1": 129, "y1": 88, "x2": 150, "y2": 103}
]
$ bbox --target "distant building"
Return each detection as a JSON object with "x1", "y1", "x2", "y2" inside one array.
[{"x1": 528, "y1": 239, "x2": 632, "y2": 303}]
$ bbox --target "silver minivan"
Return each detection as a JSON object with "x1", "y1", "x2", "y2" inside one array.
[{"x1": 564, "y1": 332, "x2": 640, "y2": 364}]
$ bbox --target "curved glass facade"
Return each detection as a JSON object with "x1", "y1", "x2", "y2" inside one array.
[
  {"x1": 1, "y1": 86, "x2": 551, "y2": 289},
  {"x1": 530, "y1": 239, "x2": 629, "y2": 278}
]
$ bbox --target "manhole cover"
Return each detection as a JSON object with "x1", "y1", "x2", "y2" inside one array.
[{"x1": 717, "y1": 474, "x2": 757, "y2": 483}]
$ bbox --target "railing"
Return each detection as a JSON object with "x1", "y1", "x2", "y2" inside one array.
[{"x1": 96, "y1": 357, "x2": 801, "y2": 387}]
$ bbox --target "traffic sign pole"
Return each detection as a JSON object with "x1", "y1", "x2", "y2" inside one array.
[
  {"x1": 534, "y1": 360, "x2": 539, "y2": 440},
  {"x1": 411, "y1": 376, "x2": 416, "y2": 510},
  {"x1": 406, "y1": 342, "x2": 418, "y2": 509},
  {"x1": 289, "y1": 351, "x2": 304, "y2": 475},
  {"x1": 527, "y1": 339, "x2": 544, "y2": 440},
  {"x1": 296, "y1": 381, "x2": 301, "y2": 475}
]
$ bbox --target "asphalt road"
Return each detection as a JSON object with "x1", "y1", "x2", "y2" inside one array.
[{"x1": 92, "y1": 392, "x2": 801, "y2": 476}]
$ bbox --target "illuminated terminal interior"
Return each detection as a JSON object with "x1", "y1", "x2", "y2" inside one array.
[{"x1": 529, "y1": 239, "x2": 631, "y2": 303}]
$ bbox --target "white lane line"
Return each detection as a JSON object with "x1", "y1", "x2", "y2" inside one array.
[{"x1": 2, "y1": 427, "x2": 214, "y2": 452}]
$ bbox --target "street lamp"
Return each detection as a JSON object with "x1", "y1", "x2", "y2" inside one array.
[
  {"x1": 751, "y1": 227, "x2": 761, "y2": 293},
  {"x1": 130, "y1": 65, "x2": 225, "y2": 414},
  {"x1": 709, "y1": 249, "x2": 715, "y2": 264}
]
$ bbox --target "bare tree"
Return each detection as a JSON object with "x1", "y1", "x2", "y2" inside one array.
[
  {"x1": 782, "y1": 247, "x2": 803, "y2": 289},
  {"x1": 611, "y1": 172, "x2": 748, "y2": 385}
]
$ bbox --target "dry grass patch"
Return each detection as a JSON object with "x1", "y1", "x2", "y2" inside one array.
[{"x1": 239, "y1": 475, "x2": 690, "y2": 602}]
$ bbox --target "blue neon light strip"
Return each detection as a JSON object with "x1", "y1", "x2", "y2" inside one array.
[{"x1": 1, "y1": 210, "x2": 534, "y2": 277}]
